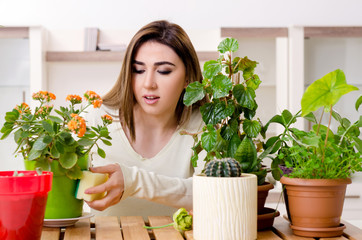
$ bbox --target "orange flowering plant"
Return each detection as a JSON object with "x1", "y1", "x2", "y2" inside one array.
[{"x1": 0, "y1": 90, "x2": 113, "y2": 179}]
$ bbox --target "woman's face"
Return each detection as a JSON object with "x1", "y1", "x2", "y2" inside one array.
[{"x1": 132, "y1": 41, "x2": 186, "y2": 118}]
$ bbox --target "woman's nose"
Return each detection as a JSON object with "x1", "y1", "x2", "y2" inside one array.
[{"x1": 144, "y1": 72, "x2": 157, "y2": 89}]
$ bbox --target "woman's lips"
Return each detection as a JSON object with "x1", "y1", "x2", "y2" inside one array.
[{"x1": 143, "y1": 95, "x2": 160, "y2": 104}]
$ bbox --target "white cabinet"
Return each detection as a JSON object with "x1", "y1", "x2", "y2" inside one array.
[{"x1": 0, "y1": 37, "x2": 30, "y2": 170}]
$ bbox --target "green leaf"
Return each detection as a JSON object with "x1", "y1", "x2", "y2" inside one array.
[
  {"x1": 78, "y1": 138, "x2": 94, "y2": 146},
  {"x1": 203, "y1": 60, "x2": 222, "y2": 79},
  {"x1": 356, "y1": 95, "x2": 362, "y2": 111},
  {"x1": 5, "y1": 112, "x2": 18, "y2": 122},
  {"x1": 228, "y1": 133, "x2": 242, "y2": 158},
  {"x1": 48, "y1": 115, "x2": 63, "y2": 124},
  {"x1": 201, "y1": 125, "x2": 217, "y2": 152},
  {"x1": 97, "y1": 147, "x2": 106, "y2": 158},
  {"x1": 301, "y1": 69, "x2": 359, "y2": 116},
  {"x1": 59, "y1": 152, "x2": 78, "y2": 169},
  {"x1": 264, "y1": 136, "x2": 282, "y2": 155},
  {"x1": 65, "y1": 165, "x2": 83, "y2": 180},
  {"x1": 32, "y1": 136, "x2": 48, "y2": 150},
  {"x1": 243, "y1": 119, "x2": 261, "y2": 138},
  {"x1": 83, "y1": 131, "x2": 97, "y2": 138},
  {"x1": 234, "y1": 136, "x2": 257, "y2": 172},
  {"x1": 247, "y1": 74, "x2": 261, "y2": 90},
  {"x1": 101, "y1": 139, "x2": 112, "y2": 146},
  {"x1": 183, "y1": 81, "x2": 205, "y2": 106},
  {"x1": 218, "y1": 38, "x2": 238, "y2": 53},
  {"x1": 55, "y1": 140, "x2": 65, "y2": 154},
  {"x1": 14, "y1": 128, "x2": 23, "y2": 143},
  {"x1": 221, "y1": 118, "x2": 239, "y2": 141},
  {"x1": 303, "y1": 112, "x2": 317, "y2": 124},
  {"x1": 281, "y1": 110, "x2": 294, "y2": 125},
  {"x1": 191, "y1": 154, "x2": 198, "y2": 168},
  {"x1": 211, "y1": 75, "x2": 232, "y2": 99},
  {"x1": 42, "y1": 120, "x2": 54, "y2": 134},
  {"x1": 352, "y1": 136, "x2": 362, "y2": 153},
  {"x1": 28, "y1": 148, "x2": 42, "y2": 161},
  {"x1": 100, "y1": 129, "x2": 109, "y2": 137},
  {"x1": 332, "y1": 110, "x2": 343, "y2": 125},
  {"x1": 50, "y1": 144, "x2": 60, "y2": 158},
  {"x1": 200, "y1": 101, "x2": 233, "y2": 125},
  {"x1": 43, "y1": 135, "x2": 53, "y2": 144},
  {"x1": 233, "y1": 85, "x2": 256, "y2": 110},
  {"x1": 59, "y1": 132, "x2": 72, "y2": 140},
  {"x1": 34, "y1": 157, "x2": 51, "y2": 171}
]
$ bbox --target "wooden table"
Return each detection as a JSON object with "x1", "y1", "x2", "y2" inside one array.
[{"x1": 41, "y1": 216, "x2": 362, "y2": 240}]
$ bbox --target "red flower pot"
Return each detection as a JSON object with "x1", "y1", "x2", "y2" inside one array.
[{"x1": 0, "y1": 171, "x2": 53, "y2": 240}]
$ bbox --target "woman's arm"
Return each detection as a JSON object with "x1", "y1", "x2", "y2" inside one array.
[{"x1": 84, "y1": 163, "x2": 193, "y2": 211}]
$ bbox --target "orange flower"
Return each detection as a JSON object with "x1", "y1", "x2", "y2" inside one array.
[
  {"x1": 14, "y1": 103, "x2": 31, "y2": 114},
  {"x1": 101, "y1": 114, "x2": 113, "y2": 125},
  {"x1": 68, "y1": 113, "x2": 87, "y2": 137},
  {"x1": 84, "y1": 90, "x2": 103, "y2": 108},
  {"x1": 66, "y1": 94, "x2": 82, "y2": 105},
  {"x1": 32, "y1": 91, "x2": 56, "y2": 102},
  {"x1": 35, "y1": 105, "x2": 53, "y2": 118}
]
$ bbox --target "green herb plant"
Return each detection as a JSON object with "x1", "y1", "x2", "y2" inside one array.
[
  {"x1": 263, "y1": 69, "x2": 362, "y2": 179},
  {"x1": 183, "y1": 37, "x2": 267, "y2": 184},
  {"x1": 0, "y1": 91, "x2": 113, "y2": 180}
]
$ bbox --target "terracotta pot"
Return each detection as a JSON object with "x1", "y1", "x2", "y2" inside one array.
[
  {"x1": 257, "y1": 182, "x2": 274, "y2": 214},
  {"x1": 280, "y1": 176, "x2": 351, "y2": 237},
  {"x1": 193, "y1": 173, "x2": 257, "y2": 240}
]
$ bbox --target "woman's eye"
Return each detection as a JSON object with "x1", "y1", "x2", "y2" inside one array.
[
  {"x1": 133, "y1": 68, "x2": 145, "y2": 74},
  {"x1": 158, "y1": 70, "x2": 172, "y2": 75}
]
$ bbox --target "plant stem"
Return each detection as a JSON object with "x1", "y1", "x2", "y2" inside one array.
[
  {"x1": 322, "y1": 105, "x2": 333, "y2": 163},
  {"x1": 316, "y1": 110, "x2": 324, "y2": 136},
  {"x1": 144, "y1": 223, "x2": 173, "y2": 229}
]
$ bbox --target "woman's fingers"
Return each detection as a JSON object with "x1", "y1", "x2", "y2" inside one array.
[
  {"x1": 86, "y1": 188, "x2": 123, "y2": 211},
  {"x1": 90, "y1": 163, "x2": 120, "y2": 174},
  {"x1": 84, "y1": 163, "x2": 125, "y2": 211}
]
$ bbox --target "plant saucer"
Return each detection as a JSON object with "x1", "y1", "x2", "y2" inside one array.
[
  {"x1": 43, "y1": 212, "x2": 94, "y2": 227},
  {"x1": 290, "y1": 223, "x2": 346, "y2": 238}
]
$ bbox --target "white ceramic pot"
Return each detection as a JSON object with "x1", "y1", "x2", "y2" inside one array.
[{"x1": 193, "y1": 173, "x2": 257, "y2": 240}]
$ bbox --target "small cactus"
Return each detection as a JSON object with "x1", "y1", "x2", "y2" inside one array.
[{"x1": 205, "y1": 158, "x2": 242, "y2": 177}]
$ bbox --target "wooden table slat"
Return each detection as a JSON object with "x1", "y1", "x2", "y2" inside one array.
[
  {"x1": 184, "y1": 230, "x2": 194, "y2": 240},
  {"x1": 40, "y1": 215, "x2": 362, "y2": 239},
  {"x1": 41, "y1": 227, "x2": 61, "y2": 240},
  {"x1": 342, "y1": 220, "x2": 362, "y2": 240},
  {"x1": 258, "y1": 228, "x2": 284, "y2": 240},
  {"x1": 95, "y1": 216, "x2": 123, "y2": 240},
  {"x1": 320, "y1": 237, "x2": 348, "y2": 240},
  {"x1": 148, "y1": 216, "x2": 184, "y2": 240},
  {"x1": 64, "y1": 218, "x2": 91, "y2": 240},
  {"x1": 120, "y1": 216, "x2": 150, "y2": 240},
  {"x1": 272, "y1": 217, "x2": 311, "y2": 240}
]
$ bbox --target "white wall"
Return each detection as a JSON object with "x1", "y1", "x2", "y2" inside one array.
[{"x1": 1, "y1": 0, "x2": 362, "y2": 29}]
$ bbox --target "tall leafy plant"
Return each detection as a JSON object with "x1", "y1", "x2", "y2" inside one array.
[
  {"x1": 183, "y1": 38, "x2": 267, "y2": 184},
  {"x1": 263, "y1": 69, "x2": 362, "y2": 179}
]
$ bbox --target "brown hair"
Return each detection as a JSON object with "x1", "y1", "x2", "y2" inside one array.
[{"x1": 102, "y1": 20, "x2": 205, "y2": 141}]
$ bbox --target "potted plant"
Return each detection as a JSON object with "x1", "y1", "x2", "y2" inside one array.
[
  {"x1": 0, "y1": 170, "x2": 52, "y2": 240},
  {"x1": 182, "y1": 37, "x2": 279, "y2": 238},
  {"x1": 263, "y1": 69, "x2": 362, "y2": 237},
  {"x1": 0, "y1": 90, "x2": 113, "y2": 219}
]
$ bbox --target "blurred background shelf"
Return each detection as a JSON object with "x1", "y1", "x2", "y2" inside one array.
[{"x1": 46, "y1": 51, "x2": 219, "y2": 62}]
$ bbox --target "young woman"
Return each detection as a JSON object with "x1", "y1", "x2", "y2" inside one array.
[{"x1": 84, "y1": 20, "x2": 206, "y2": 218}]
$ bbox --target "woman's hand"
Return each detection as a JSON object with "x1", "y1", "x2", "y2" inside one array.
[{"x1": 84, "y1": 163, "x2": 124, "y2": 211}]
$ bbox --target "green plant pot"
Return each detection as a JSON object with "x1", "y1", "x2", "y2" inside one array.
[{"x1": 24, "y1": 157, "x2": 88, "y2": 219}]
